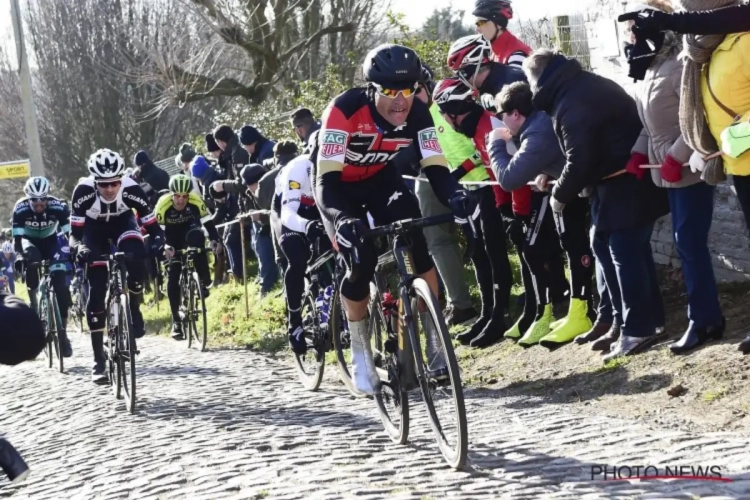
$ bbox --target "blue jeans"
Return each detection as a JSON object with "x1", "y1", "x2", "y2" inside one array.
[
  {"x1": 251, "y1": 222, "x2": 279, "y2": 293},
  {"x1": 591, "y1": 221, "x2": 664, "y2": 338},
  {"x1": 668, "y1": 183, "x2": 722, "y2": 327}
]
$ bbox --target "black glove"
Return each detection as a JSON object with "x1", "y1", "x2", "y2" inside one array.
[
  {"x1": 334, "y1": 218, "x2": 366, "y2": 254},
  {"x1": 448, "y1": 189, "x2": 478, "y2": 222},
  {"x1": 305, "y1": 220, "x2": 325, "y2": 242},
  {"x1": 150, "y1": 236, "x2": 164, "y2": 255},
  {"x1": 209, "y1": 181, "x2": 226, "y2": 200},
  {"x1": 618, "y1": 9, "x2": 672, "y2": 35},
  {"x1": 75, "y1": 245, "x2": 91, "y2": 265},
  {"x1": 623, "y1": 29, "x2": 665, "y2": 81}
]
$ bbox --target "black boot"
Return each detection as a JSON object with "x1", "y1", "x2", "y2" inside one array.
[
  {"x1": 739, "y1": 334, "x2": 750, "y2": 355},
  {"x1": 90, "y1": 331, "x2": 108, "y2": 385},
  {"x1": 456, "y1": 316, "x2": 490, "y2": 345},
  {"x1": 671, "y1": 318, "x2": 725, "y2": 354},
  {"x1": 129, "y1": 291, "x2": 146, "y2": 339},
  {"x1": 470, "y1": 313, "x2": 507, "y2": 348}
]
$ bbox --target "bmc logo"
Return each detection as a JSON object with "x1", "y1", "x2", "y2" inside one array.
[{"x1": 345, "y1": 151, "x2": 400, "y2": 164}]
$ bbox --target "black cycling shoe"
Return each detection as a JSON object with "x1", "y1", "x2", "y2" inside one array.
[
  {"x1": 288, "y1": 326, "x2": 307, "y2": 355},
  {"x1": 427, "y1": 367, "x2": 450, "y2": 387},
  {"x1": 91, "y1": 362, "x2": 108, "y2": 385},
  {"x1": 58, "y1": 330, "x2": 73, "y2": 358},
  {"x1": 171, "y1": 323, "x2": 185, "y2": 341}
]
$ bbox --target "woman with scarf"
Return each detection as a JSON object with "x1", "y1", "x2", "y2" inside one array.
[{"x1": 622, "y1": 0, "x2": 725, "y2": 355}]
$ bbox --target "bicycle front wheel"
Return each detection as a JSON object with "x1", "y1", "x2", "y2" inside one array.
[
  {"x1": 409, "y1": 278, "x2": 468, "y2": 470},
  {"x1": 293, "y1": 289, "x2": 325, "y2": 391},
  {"x1": 188, "y1": 272, "x2": 208, "y2": 352},
  {"x1": 39, "y1": 294, "x2": 53, "y2": 369},
  {"x1": 117, "y1": 295, "x2": 137, "y2": 413},
  {"x1": 49, "y1": 292, "x2": 64, "y2": 373}
]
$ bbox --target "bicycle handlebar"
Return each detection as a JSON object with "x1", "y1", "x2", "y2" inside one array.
[{"x1": 362, "y1": 213, "x2": 457, "y2": 239}]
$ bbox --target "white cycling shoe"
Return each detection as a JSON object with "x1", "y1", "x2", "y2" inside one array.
[{"x1": 349, "y1": 320, "x2": 381, "y2": 395}]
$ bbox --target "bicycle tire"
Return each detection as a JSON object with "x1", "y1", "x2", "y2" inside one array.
[
  {"x1": 409, "y1": 278, "x2": 468, "y2": 470},
  {"x1": 106, "y1": 295, "x2": 122, "y2": 398},
  {"x1": 370, "y1": 282, "x2": 409, "y2": 445},
  {"x1": 331, "y1": 280, "x2": 363, "y2": 397},
  {"x1": 49, "y1": 292, "x2": 64, "y2": 373},
  {"x1": 39, "y1": 293, "x2": 53, "y2": 369},
  {"x1": 293, "y1": 289, "x2": 325, "y2": 391},
  {"x1": 118, "y1": 294, "x2": 137, "y2": 413},
  {"x1": 189, "y1": 271, "x2": 208, "y2": 352}
]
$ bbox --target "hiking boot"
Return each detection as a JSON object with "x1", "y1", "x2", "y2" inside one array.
[
  {"x1": 470, "y1": 316, "x2": 507, "y2": 348},
  {"x1": 288, "y1": 325, "x2": 307, "y2": 355},
  {"x1": 456, "y1": 316, "x2": 489, "y2": 345},
  {"x1": 575, "y1": 321, "x2": 612, "y2": 345},
  {"x1": 592, "y1": 324, "x2": 621, "y2": 352},
  {"x1": 540, "y1": 298, "x2": 593, "y2": 348},
  {"x1": 518, "y1": 304, "x2": 553, "y2": 348},
  {"x1": 171, "y1": 322, "x2": 185, "y2": 341},
  {"x1": 447, "y1": 306, "x2": 479, "y2": 328}
]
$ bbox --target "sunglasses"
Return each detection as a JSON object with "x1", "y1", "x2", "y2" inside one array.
[
  {"x1": 373, "y1": 82, "x2": 419, "y2": 99},
  {"x1": 30, "y1": 198, "x2": 46, "y2": 204},
  {"x1": 96, "y1": 180, "x2": 122, "y2": 189},
  {"x1": 475, "y1": 19, "x2": 489, "y2": 27}
]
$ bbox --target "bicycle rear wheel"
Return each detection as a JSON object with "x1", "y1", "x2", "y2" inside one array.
[
  {"x1": 409, "y1": 278, "x2": 468, "y2": 470},
  {"x1": 117, "y1": 295, "x2": 137, "y2": 413},
  {"x1": 293, "y1": 288, "x2": 325, "y2": 391},
  {"x1": 49, "y1": 293, "x2": 64, "y2": 373},
  {"x1": 188, "y1": 271, "x2": 208, "y2": 351},
  {"x1": 331, "y1": 279, "x2": 362, "y2": 397},
  {"x1": 370, "y1": 282, "x2": 409, "y2": 445},
  {"x1": 39, "y1": 295, "x2": 54, "y2": 369}
]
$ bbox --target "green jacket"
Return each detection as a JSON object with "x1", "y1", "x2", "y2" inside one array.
[{"x1": 430, "y1": 103, "x2": 488, "y2": 189}]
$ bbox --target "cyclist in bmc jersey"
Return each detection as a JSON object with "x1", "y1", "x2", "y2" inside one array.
[
  {"x1": 313, "y1": 43, "x2": 478, "y2": 395},
  {"x1": 156, "y1": 174, "x2": 220, "y2": 340},
  {"x1": 70, "y1": 149, "x2": 164, "y2": 384},
  {"x1": 272, "y1": 154, "x2": 330, "y2": 354},
  {"x1": 12, "y1": 176, "x2": 73, "y2": 357}
]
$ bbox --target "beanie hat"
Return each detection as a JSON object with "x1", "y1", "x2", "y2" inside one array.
[
  {"x1": 133, "y1": 150, "x2": 150, "y2": 167},
  {"x1": 213, "y1": 124, "x2": 234, "y2": 143},
  {"x1": 179, "y1": 142, "x2": 196, "y2": 163},
  {"x1": 240, "y1": 164, "x2": 266, "y2": 186},
  {"x1": 191, "y1": 156, "x2": 211, "y2": 181},
  {"x1": 239, "y1": 125, "x2": 262, "y2": 146},
  {"x1": 205, "y1": 133, "x2": 220, "y2": 153}
]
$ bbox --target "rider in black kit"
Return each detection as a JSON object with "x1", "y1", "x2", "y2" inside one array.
[{"x1": 69, "y1": 148, "x2": 165, "y2": 384}]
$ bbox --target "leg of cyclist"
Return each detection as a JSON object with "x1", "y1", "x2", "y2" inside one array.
[
  {"x1": 117, "y1": 219, "x2": 148, "y2": 340},
  {"x1": 367, "y1": 168, "x2": 448, "y2": 379},
  {"x1": 82, "y1": 227, "x2": 109, "y2": 384},
  {"x1": 279, "y1": 227, "x2": 310, "y2": 354},
  {"x1": 39, "y1": 234, "x2": 73, "y2": 356},
  {"x1": 166, "y1": 253, "x2": 184, "y2": 340},
  {"x1": 186, "y1": 227, "x2": 211, "y2": 294},
  {"x1": 20, "y1": 239, "x2": 41, "y2": 313}
]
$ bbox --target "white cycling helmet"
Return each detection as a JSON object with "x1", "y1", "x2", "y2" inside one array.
[
  {"x1": 88, "y1": 148, "x2": 125, "y2": 181},
  {"x1": 24, "y1": 176, "x2": 50, "y2": 198},
  {"x1": 1, "y1": 242, "x2": 12, "y2": 254}
]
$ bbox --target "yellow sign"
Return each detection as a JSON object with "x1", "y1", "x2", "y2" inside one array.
[{"x1": 0, "y1": 160, "x2": 30, "y2": 180}]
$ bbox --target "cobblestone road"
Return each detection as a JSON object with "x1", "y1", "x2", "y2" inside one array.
[{"x1": 2, "y1": 333, "x2": 750, "y2": 499}]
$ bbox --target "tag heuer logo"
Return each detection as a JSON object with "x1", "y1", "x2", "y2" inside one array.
[
  {"x1": 320, "y1": 130, "x2": 347, "y2": 158},
  {"x1": 419, "y1": 128, "x2": 440, "y2": 153}
]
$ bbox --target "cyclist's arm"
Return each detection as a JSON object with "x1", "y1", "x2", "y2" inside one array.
[
  {"x1": 411, "y1": 101, "x2": 461, "y2": 205},
  {"x1": 314, "y1": 103, "x2": 357, "y2": 226},
  {"x1": 57, "y1": 201, "x2": 71, "y2": 235},
  {"x1": 69, "y1": 183, "x2": 95, "y2": 249},
  {"x1": 154, "y1": 193, "x2": 171, "y2": 231},
  {"x1": 188, "y1": 192, "x2": 220, "y2": 241},
  {"x1": 123, "y1": 183, "x2": 163, "y2": 240},
  {"x1": 10, "y1": 200, "x2": 25, "y2": 255},
  {"x1": 280, "y1": 160, "x2": 313, "y2": 233}
]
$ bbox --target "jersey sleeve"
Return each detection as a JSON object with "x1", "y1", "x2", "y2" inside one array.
[
  {"x1": 69, "y1": 183, "x2": 96, "y2": 245},
  {"x1": 154, "y1": 193, "x2": 172, "y2": 228},
  {"x1": 411, "y1": 101, "x2": 449, "y2": 170},
  {"x1": 123, "y1": 184, "x2": 157, "y2": 227},
  {"x1": 187, "y1": 192, "x2": 211, "y2": 223},
  {"x1": 11, "y1": 199, "x2": 27, "y2": 238},
  {"x1": 315, "y1": 102, "x2": 354, "y2": 177},
  {"x1": 280, "y1": 160, "x2": 313, "y2": 233}
]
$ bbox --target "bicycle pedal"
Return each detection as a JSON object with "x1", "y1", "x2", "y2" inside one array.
[{"x1": 384, "y1": 338, "x2": 398, "y2": 354}]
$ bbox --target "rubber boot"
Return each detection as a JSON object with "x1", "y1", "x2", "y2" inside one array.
[
  {"x1": 349, "y1": 319, "x2": 381, "y2": 395},
  {"x1": 421, "y1": 311, "x2": 447, "y2": 381},
  {"x1": 518, "y1": 304, "x2": 553, "y2": 347},
  {"x1": 539, "y1": 298, "x2": 593, "y2": 348},
  {"x1": 470, "y1": 288, "x2": 507, "y2": 348}
]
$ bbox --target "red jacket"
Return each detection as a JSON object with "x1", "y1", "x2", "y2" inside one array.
[
  {"x1": 490, "y1": 30, "x2": 532, "y2": 66},
  {"x1": 456, "y1": 111, "x2": 531, "y2": 215}
]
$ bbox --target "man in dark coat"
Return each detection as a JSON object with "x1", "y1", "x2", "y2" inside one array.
[
  {"x1": 214, "y1": 124, "x2": 250, "y2": 181},
  {"x1": 290, "y1": 108, "x2": 321, "y2": 154},
  {"x1": 133, "y1": 150, "x2": 170, "y2": 205},
  {"x1": 240, "y1": 125, "x2": 276, "y2": 166},
  {"x1": 523, "y1": 49, "x2": 669, "y2": 362}
]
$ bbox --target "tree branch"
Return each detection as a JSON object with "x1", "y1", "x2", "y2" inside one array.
[
  {"x1": 281, "y1": 22, "x2": 355, "y2": 59},
  {"x1": 169, "y1": 64, "x2": 263, "y2": 102}
]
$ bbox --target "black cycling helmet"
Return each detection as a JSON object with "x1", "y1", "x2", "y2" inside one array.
[
  {"x1": 472, "y1": 0, "x2": 514, "y2": 29},
  {"x1": 363, "y1": 44, "x2": 422, "y2": 88}
]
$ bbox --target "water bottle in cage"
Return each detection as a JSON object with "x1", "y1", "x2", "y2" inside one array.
[{"x1": 317, "y1": 285, "x2": 333, "y2": 328}]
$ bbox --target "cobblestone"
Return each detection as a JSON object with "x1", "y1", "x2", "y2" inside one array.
[{"x1": 2, "y1": 334, "x2": 750, "y2": 499}]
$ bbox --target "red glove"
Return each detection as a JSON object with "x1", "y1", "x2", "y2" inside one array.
[
  {"x1": 625, "y1": 153, "x2": 649, "y2": 180},
  {"x1": 660, "y1": 155, "x2": 683, "y2": 183}
]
